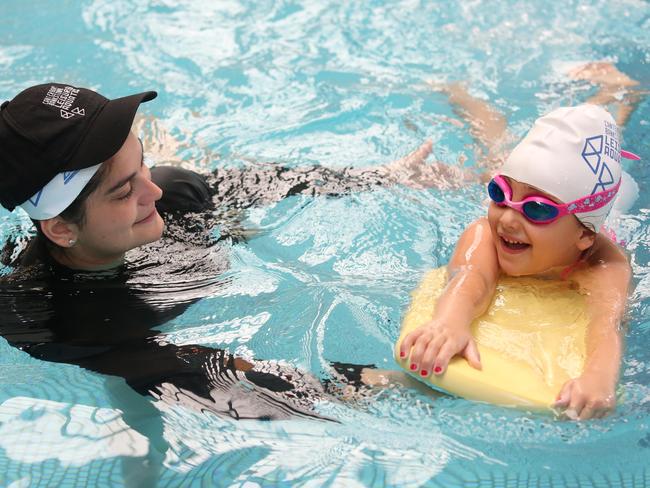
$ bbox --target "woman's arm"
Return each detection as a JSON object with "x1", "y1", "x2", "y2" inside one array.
[
  {"x1": 208, "y1": 141, "x2": 438, "y2": 210},
  {"x1": 554, "y1": 235, "x2": 631, "y2": 420},
  {"x1": 138, "y1": 113, "x2": 478, "y2": 212},
  {"x1": 399, "y1": 218, "x2": 500, "y2": 377}
]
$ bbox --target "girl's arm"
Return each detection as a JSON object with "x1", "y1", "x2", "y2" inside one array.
[
  {"x1": 399, "y1": 217, "x2": 500, "y2": 377},
  {"x1": 554, "y1": 235, "x2": 631, "y2": 420}
]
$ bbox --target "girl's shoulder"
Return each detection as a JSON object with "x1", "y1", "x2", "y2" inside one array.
[
  {"x1": 571, "y1": 232, "x2": 631, "y2": 286},
  {"x1": 587, "y1": 232, "x2": 630, "y2": 267},
  {"x1": 449, "y1": 217, "x2": 499, "y2": 281}
]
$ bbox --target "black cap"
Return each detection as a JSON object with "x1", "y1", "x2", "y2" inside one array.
[{"x1": 0, "y1": 83, "x2": 157, "y2": 211}]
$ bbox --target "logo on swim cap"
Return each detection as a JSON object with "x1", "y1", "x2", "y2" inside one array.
[
  {"x1": 581, "y1": 135, "x2": 615, "y2": 195},
  {"x1": 581, "y1": 135, "x2": 603, "y2": 173}
]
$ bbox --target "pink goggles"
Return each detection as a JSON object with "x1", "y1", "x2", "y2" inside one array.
[{"x1": 487, "y1": 175, "x2": 621, "y2": 224}]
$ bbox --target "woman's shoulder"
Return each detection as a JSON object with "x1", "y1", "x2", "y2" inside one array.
[
  {"x1": 151, "y1": 166, "x2": 214, "y2": 215},
  {"x1": 1, "y1": 234, "x2": 51, "y2": 278}
]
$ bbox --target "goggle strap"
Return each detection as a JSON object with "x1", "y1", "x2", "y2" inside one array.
[{"x1": 564, "y1": 178, "x2": 622, "y2": 214}]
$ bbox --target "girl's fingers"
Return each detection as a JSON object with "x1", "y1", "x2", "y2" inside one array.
[
  {"x1": 408, "y1": 332, "x2": 435, "y2": 370},
  {"x1": 431, "y1": 340, "x2": 460, "y2": 375},
  {"x1": 463, "y1": 339, "x2": 482, "y2": 370},
  {"x1": 399, "y1": 329, "x2": 425, "y2": 359},
  {"x1": 554, "y1": 379, "x2": 616, "y2": 421},
  {"x1": 566, "y1": 390, "x2": 586, "y2": 421},
  {"x1": 553, "y1": 381, "x2": 573, "y2": 408},
  {"x1": 419, "y1": 335, "x2": 447, "y2": 376},
  {"x1": 594, "y1": 405, "x2": 613, "y2": 419},
  {"x1": 578, "y1": 404, "x2": 596, "y2": 421},
  {"x1": 582, "y1": 398, "x2": 614, "y2": 420},
  {"x1": 402, "y1": 328, "x2": 482, "y2": 379}
]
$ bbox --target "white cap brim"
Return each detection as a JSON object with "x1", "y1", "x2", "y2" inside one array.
[{"x1": 18, "y1": 163, "x2": 102, "y2": 220}]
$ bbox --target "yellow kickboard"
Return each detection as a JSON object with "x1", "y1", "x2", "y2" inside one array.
[{"x1": 395, "y1": 268, "x2": 589, "y2": 409}]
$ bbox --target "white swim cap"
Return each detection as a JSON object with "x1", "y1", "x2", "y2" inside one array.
[
  {"x1": 501, "y1": 104, "x2": 626, "y2": 232},
  {"x1": 18, "y1": 164, "x2": 102, "y2": 220}
]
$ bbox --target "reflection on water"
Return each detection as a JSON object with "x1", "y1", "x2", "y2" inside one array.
[
  {"x1": 1, "y1": 0, "x2": 650, "y2": 486},
  {"x1": 153, "y1": 385, "x2": 504, "y2": 487},
  {"x1": 0, "y1": 397, "x2": 149, "y2": 465}
]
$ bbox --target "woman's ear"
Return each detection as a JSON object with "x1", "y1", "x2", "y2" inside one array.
[
  {"x1": 576, "y1": 228, "x2": 596, "y2": 252},
  {"x1": 39, "y1": 217, "x2": 79, "y2": 248}
]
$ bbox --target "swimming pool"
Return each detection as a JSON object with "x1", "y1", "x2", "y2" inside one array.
[{"x1": 1, "y1": 0, "x2": 650, "y2": 486}]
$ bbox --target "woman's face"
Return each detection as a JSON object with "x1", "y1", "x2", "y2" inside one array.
[
  {"x1": 487, "y1": 177, "x2": 592, "y2": 276},
  {"x1": 71, "y1": 132, "x2": 164, "y2": 267}
]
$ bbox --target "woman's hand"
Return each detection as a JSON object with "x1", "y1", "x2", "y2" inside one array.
[
  {"x1": 554, "y1": 372, "x2": 617, "y2": 420},
  {"x1": 399, "y1": 320, "x2": 482, "y2": 378}
]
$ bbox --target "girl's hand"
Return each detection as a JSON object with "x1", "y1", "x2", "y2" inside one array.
[
  {"x1": 554, "y1": 372, "x2": 616, "y2": 420},
  {"x1": 399, "y1": 320, "x2": 482, "y2": 378}
]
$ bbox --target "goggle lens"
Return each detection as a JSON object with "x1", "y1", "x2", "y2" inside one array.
[
  {"x1": 522, "y1": 201, "x2": 559, "y2": 222},
  {"x1": 487, "y1": 179, "x2": 505, "y2": 203},
  {"x1": 487, "y1": 177, "x2": 561, "y2": 223}
]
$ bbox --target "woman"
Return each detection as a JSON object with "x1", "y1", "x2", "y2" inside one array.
[
  {"x1": 0, "y1": 82, "x2": 430, "y2": 420},
  {"x1": 0, "y1": 82, "x2": 438, "y2": 486}
]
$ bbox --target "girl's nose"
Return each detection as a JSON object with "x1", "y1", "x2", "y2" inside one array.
[{"x1": 498, "y1": 206, "x2": 524, "y2": 230}]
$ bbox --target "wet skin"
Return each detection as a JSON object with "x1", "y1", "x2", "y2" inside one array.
[
  {"x1": 44, "y1": 132, "x2": 165, "y2": 270},
  {"x1": 487, "y1": 176, "x2": 594, "y2": 277}
]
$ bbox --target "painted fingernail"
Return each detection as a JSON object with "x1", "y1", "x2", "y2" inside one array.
[
  {"x1": 434, "y1": 366, "x2": 442, "y2": 374},
  {"x1": 410, "y1": 363, "x2": 417, "y2": 371},
  {"x1": 565, "y1": 409, "x2": 578, "y2": 420},
  {"x1": 420, "y1": 370, "x2": 428, "y2": 377},
  {"x1": 399, "y1": 351, "x2": 406, "y2": 358}
]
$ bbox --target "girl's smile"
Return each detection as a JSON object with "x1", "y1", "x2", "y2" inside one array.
[
  {"x1": 488, "y1": 177, "x2": 594, "y2": 277},
  {"x1": 498, "y1": 234, "x2": 530, "y2": 254}
]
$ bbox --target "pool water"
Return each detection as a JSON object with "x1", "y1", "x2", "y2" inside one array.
[{"x1": 2, "y1": 0, "x2": 650, "y2": 486}]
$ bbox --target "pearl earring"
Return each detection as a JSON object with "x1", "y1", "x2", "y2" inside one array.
[{"x1": 68, "y1": 239, "x2": 76, "y2": 247}]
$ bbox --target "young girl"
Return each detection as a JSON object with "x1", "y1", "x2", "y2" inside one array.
[{"x1": 399, "y1": 104, "x2": 636, "y2": 420}]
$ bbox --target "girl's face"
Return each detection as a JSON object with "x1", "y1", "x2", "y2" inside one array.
[
  {"x1": 70, "y1": 132, "x2": 164, "y2": 267},
  {"x1": 487, "y1": 177, "x2": 593, "y2": 277}
]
